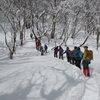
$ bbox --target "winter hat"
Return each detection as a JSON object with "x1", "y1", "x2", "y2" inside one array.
[
  {"x1": 66, "y1": 47, "x2": 69, "y2": 50},
  {"x1": 83, "y1": 46, "x2": 88, "y2": 48},
  {"x1": 77, "y1": 47, "x2": 80, "y2": 50},
  {"x1": 74, "y1": 46, "x2": 77, "y2": 49}
]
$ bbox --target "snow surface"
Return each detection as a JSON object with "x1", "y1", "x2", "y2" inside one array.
[{"x1": 0, "y1": 32, "x2": 100, "y2": 100}]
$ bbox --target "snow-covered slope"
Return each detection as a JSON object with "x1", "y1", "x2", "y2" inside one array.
[{"x1": 0, "y1": 34, "x2": 100, "y2": 100}]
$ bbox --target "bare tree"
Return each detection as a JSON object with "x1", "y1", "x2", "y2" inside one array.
[
  {"x1": 96, "y1": 27, "x2": 100, "y2": 50},
  {"x1": 0, "y1": 6, "x2": 18, "y2": 59}
]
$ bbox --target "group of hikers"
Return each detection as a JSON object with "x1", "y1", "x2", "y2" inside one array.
[
  {"x1": 30, "y1": 33, "x2": 93, "y2": 77},
  {"x1": 30, "y1": 33, "x2": 48, "y2": 55},
  {"x1": 35, "y1": 37, "x2": 48, "y2": 55},
  {"x1": 54, "y1": 45, "x2": 93, "y2": 77}
]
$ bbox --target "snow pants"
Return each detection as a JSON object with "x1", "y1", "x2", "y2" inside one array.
[
  {"x1": 75, "y1": 59, "x2": 81, "y2": 69},
  {"x1": 70, "y1": 57, "x2": 76, "y2": 65},
  {"x1": 59, "y1": 54, "x2": 63, "y2": 60},
  {"x1": 83, "y1": 60, "x2": 90, "y2": 77},
  {"x1": 67, "y1": 56, "x2": 71, "y2": 63},
  {"x1": 54, "y1": 51, "x2": 58, "y2": 58}
]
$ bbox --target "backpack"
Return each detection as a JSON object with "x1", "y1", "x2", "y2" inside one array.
[
  {"x1": 88, "y1": 50, "x2": 93, "y2": 60},
  {"x1": 76, "y1": 50, "x2": 83, "y2": 59},
  {"x1": 79, "y1": 51, "x2": 83, "y2": 58},
  {"x1": 60, "y1": 48, "x2": 64, "y2": 53}
]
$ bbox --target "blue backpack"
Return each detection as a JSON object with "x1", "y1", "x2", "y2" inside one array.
[
  {"x1": 60, "y1": 48, "x2": 64, "y2": 53},
  {"x1": 78, "y1": 51, "x2": 83, "y2": 58}
]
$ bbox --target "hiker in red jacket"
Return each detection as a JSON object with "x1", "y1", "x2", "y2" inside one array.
[
  {"x1": 35, "y1": 38, "x2": 41, "y2": 50},
  {"x1": 35, "y1": 40, "x2": 39, "y2": 50}
]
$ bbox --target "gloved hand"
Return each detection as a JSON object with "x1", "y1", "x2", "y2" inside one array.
[
  {"x1": 89, "y1": 61, "x2": 91, "y2": 64},
  {"x1": 82, "y1": 60, "x2": 84, "y2": 64}
]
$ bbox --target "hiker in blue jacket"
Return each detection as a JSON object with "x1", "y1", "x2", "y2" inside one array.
[
  {"x1": 44, "y1": 44, "x2": 48, "y2": 53},
  {"x1": 54, "y1": 46, "x2": 58, "y2": 58},
  {"x1": 63, "y1": 47, "x2": 71, "y2": 63},
  {"x1": 71, "y1": 47, "x2": 83, "y2": 69},
  {"x1": 58, "y1": 46, "x2": 64, "y2": 60}
]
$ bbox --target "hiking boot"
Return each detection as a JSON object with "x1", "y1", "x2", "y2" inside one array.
[
  {"x1": 84, "y1": 74, "x2": 87, "y2": 77},
  {"x1": 87, "y1": 73, "x2": 90, "y2": 77}
]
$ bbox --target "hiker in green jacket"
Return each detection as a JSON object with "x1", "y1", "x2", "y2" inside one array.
[
  {"x1": 30, "y1": 33, "x2": 33, "y2": 39},
  {"x1": 82, "y1": 46, "x2": 91, "y2": 77}
]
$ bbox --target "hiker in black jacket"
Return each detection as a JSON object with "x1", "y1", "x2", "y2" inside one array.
[{"x1": 54, "y1": 46, "x2": 58, "y2": 58}]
